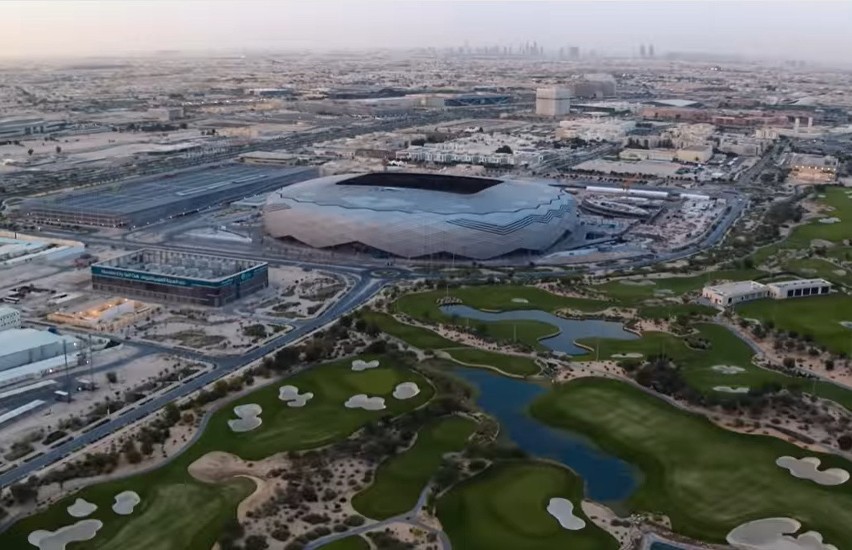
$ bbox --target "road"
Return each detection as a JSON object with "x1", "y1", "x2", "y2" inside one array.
[{"x1": 0, "y1": 273, "x2": 387, "y2": 488}]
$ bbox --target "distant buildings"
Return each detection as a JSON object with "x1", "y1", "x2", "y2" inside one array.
[
  {"x1": 0, "y1": 306, "x2": 21, "y2": 332},
  {"x1": 572, "y1": 74, "x2": 617, "y2": 99},
  {"x1": 619, "y1": 145, "x2": 713, "y2": 164},
  {"x1": 536, "y1": 87, "x2": 572, "y2": 117}
]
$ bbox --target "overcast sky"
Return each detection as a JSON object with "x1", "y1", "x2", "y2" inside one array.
[{"x1": 2, "y1": 1, "x2": 851, "y2": 63}]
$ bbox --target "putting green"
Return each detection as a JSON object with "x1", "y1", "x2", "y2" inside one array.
[
  {"x1": 530, "y1": 378, "x2": 852, "y2": 544},
  {"x1": 352, "y1": 415, "x2": 476, "y2": 519},
  {"x1": 1, "y1": 356, "x2": 432, "y2": 550},
  {"x1": 436, "y1": 461, "x2": 618, "y2": 550}
]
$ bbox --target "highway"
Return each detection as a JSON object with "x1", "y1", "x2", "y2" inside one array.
[{"x1": 0, "y1": 272, "x2": 387, "y2": 488}]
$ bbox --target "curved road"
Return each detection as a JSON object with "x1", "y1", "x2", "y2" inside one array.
[{"x1": 0, "y1": 274, "x2": 387, "y2": 489}]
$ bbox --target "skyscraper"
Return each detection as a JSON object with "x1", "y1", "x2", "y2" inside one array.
[
  {"x1": 649, "y1": 44, "x2": 655, "y2": 58},
  {"x1": 639, "y1": 44, "x2": 647, "y2": 58}
]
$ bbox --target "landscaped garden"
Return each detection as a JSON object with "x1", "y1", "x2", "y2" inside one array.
[{"x1": 530, "y1": 377, "x2": 852, "y2": 544}]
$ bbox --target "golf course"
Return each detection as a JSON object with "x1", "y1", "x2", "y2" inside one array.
[
  {"x1": 530, "y1": 377, "x2": 852, "y2": 544},
  {"x1": 1, "y1": 356, "x2": 434, "y2": 550},
  {"x1": 436, "y1": 460, "x2": 618, "y2": 550}
]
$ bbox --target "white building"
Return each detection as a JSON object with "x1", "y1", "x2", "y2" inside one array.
[
  {"x1": 536, "y1": 87, "x2": 572, "y2": 117},
  {"x1": 702, "y1": 281, "x2": 769, "y2": 308},
  {"x1": 0, "y1": 306, "x2": 21, "y2": 332},
  {"x1": 767, "y1": 279, "x2": 831, "y2": 300},
  {"x1": 0, "y1": 328, "x2": 80, "y2": 372}
]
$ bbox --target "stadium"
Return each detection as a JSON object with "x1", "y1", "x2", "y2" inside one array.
[{"x1": 263, "y1": 172, "x2": 579, "y2": 261}]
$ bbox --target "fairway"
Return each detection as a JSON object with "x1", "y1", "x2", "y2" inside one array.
[
  {"x1": 738, "y1": 294, "x2": 852, "y2": 355},
  {"x1": 362, "y1": 310, "x2": 540, "y2": 376},
  {"x1": 320, "y1": 535, "x2": 370, "y2": 550},
  {"x1": 436, "y1": 461, "x2": 618, "y2": 550},
  {"x1": 1, "y1": 356, "x2": 433, "y2": 550},
  {"x1": 530, "y1": 378, "x2": 852, "y2": 544},
  {"x1": 352, "y1": 415, "x2": 476, "y2": 519},
  {"x1": 597, "y1": 269, "x2": 761, "y2": 305}
]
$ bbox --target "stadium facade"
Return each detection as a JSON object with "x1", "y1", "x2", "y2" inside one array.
[
  {"x1": 91, "y1": 249, "x2": 268, "y2": 307},
  {"x1": 264, "y1": 173, "x2": 579, "y2": 260}
]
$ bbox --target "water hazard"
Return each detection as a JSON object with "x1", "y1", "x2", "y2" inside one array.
[
  {"x1": 452, "y1": 365, "x2": 640, "y2": 502},
  {"x1": 440, "y1": 305, "x2": 638, "y2": 355}
]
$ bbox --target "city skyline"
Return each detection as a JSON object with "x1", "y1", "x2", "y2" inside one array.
[{"x1": 2, "y1": 0, "x2": 852, "y2": 65}]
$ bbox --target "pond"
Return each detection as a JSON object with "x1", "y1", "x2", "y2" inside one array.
[
  {"x1": 452, "y1": 365, "x2": 640, "y2": 503},
  {"x1": 440, "y1": 305, "x2": 638, "y2": 355}
]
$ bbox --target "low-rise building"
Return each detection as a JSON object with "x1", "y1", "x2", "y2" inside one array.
[
  {"x1": 47, "y1": 297, "x2": 159, "y2": 332},
  {"x1": 674, "y1": 146, "x2": 713, "y2": 164},
  {"x1": 767, "y1": 279, "x2": 832, "y2": 299},
  {"x1": 0, "y1": 306, "x2": 21, "y2": 332},
  {"x1": 702, "y1": 281, "x2": 770, "y2": 307},
  {"x1": 786, "y1": 154, "x2": 838, "y2": 184}
]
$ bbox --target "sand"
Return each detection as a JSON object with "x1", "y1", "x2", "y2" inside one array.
[
  {"x1": 112, "y1": 491, "x2": 141, "y2": 515},
  {"x1": 228, "y1": 404, "x2": 263, "y2": 433},
  {"x1": 619, "y1": 279, "x2": 656, "y2": 286},
  {"x1": 713, "y1": 386, "x2": 750, "y2": 393},
  {"x1": 776, "y1": 456, "x2": 849, "y2": 486},
  {"x1": 840, "y1": 321, "x2": 852, "y2": 330},
  {"x1": 351, "y1": 359, "x2": 380, "y2": 372},
  {"x1": 546, "y1": 498, "x2": 586, "y2": 530},
  {"x1": 818, "y1": 217, "x2": 840, "y2": 224},
  {"x1": 66, "y1": 498, "x2": 97, "y2": 519},
  {"x1": 712, "y1": 365, "x2": 746, "y2": 374},
  {"x1": 28, "y1": 519, "x2": 103, "y2": 550},
  {"x1": 511, "y1": 298, "x2": 530, "y2": 303},
  {"x1": 344, "y1": 394, "x2": 386, "y2": 410},
  {"x1": 392, "y1": 382, "x2": 421, "y2": 400},
  {"x1": 278, "y1": 385, "x2": 314, "y2": 407},
  {"x1": 611, "y1": 352, "x2": 643, "y2": 359},
  {"x1": 726, "y1": 517, "x2": 837, "y2": 550}
]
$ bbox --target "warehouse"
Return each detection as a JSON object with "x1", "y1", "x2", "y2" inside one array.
[
  {"x1": 17, "y1": 165, "x2": 316, "y2": 228},
  {"x1": 91, "y1": 249, "x2": 268, "y2": 307},
  {"x1": 0, "y1": 328, "x2": 80, "y2": 372}
]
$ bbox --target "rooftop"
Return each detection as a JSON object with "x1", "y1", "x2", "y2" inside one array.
[
  {"x1": 767, "y1": 278, "x2": 832, "y2": 290},
  {"x1": 94, "y1": 249, "x2": 266, "y2": 282},
  {"x1": 703, "y1": 281, "x2": 767, "y2": 296},
  {"x1": 0, "y1": 328, "x2": 79, "y2": 358}
]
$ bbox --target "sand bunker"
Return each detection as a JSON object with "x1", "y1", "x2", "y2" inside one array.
[
  {"x1": 546, "y1": 498, "x2": 586, "y2": 530},
  {"x1": 228, "y1": 404, "x2": 263, "y2": 433},
  {"x1": 511, "y1": 298, "x2": 529, "y2": 303},
  {"x1": 112, "y1": 491, "x2": 141, "y2": 515},
  {"x1": 840, "y1": 321, "x2": 852, "y2": 330},
  {"x1": 611, "y1": 352, "x2": 643, "y2": 359},
  {"x1": 187, "y1": 452, "x2": 274, "y2": 523},
  {"x1": 351, "y1": 359, "x2": 380, "y2": 372},
  {"x1": 818, "y1": 217, "x2": 841, "y2": 224},
  {"x1": 653, "y1": 289, "x2": 674, "y2": 296},
  {"x1": 833, "y1": 269, "x2": 847, "y2": 276},
  {"x1": 619, "y1": 279, "x2": 656, "y2": 286},
  {"x1": 714, "y1": 386, "x2": 750, "y2": 393},
  {"x1": 28, "y1": 519, "x2": 103, "y2": 550},
  {"x1": 776, "y1": 456, "x2": 849, "y2": 486},
  {"x1": 711, "y1": 365, "x2": 746, "y2": 374},
  {"x1": 392, "y1": 382, "x2": 421, "y2": 400},
  {"x1": 727, "y1": 517, "x2": 837, "y2": 550},
  {"x1": 344, "y1": 394, "x2": 386, "y2": 410},
  {"x1": 66, "y1": 498, "x2": 97, "y2": 518},
  {"x1": 278, "y1": 385, "x2": 314, "y2": 407}
]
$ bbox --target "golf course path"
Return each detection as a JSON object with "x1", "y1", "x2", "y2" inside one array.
[{"x1": 305, "y1": 483, "x2": 450, "y2": 550}]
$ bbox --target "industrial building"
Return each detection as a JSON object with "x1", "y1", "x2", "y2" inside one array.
[
  {"x1": 91, "y1": 249, "x2": 269, "y2": 306},
  {"x1": 536, "y1": 87, "x2": 572, "y2": 117},
  {"x1": 264, "y1": 172, "x2": 580, "y2": 260},
  {"x1": 17, "y1": 165, "x2": 317, "y2": 228},
  {"x1": 0, "y1": 306, "x2": 21, "y2": 332},
  {"x1": 0, "y1": 328, "x2": 80, "y2": 373}
]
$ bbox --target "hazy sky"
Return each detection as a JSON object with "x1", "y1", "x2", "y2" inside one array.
[{"x1": 2, "y1": 1, "x2": 851, "y2": 63}]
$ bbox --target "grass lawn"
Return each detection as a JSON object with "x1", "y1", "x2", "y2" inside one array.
[
  {"x1": 395, "y1": 285, "x2": 609, "y2": 321},
  {"x1": 784, "y1": 257, "x2": 852, "y2": 287},
  {"x1": 738, "y1": 294, "x2": 852, "y2": 355},
  {"x1": 1, "y1": 356, "x2": 433, "y2": 550},
  {"x1": 320, "y1": 535, "x2": 370, "y2": 550},
  {"x1": 443, "y1": 348, "x2": 540, "y2": 377},
  {"x1": 362, "y1": 310, "x2": 540, "y2": 376},
  {"x1": 597, "y1": 269, "x2": 762, "y2": 305},
  {"x1": 786, "y1": 187, "x2": 852, "y2": 247},
  {"x1": 436, "y1": 461, "x2": 618, "y2": 550},
  {"x1": 352, "y1": 415, "x2": 476, "y2": 519},
  {"x1": 635, "y1": 303, "x2": 718, "y2": 320},
  {"x1": 530, "y1": 378, "x2": 852, "y2": 544}
]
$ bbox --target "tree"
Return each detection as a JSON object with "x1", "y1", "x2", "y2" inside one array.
[
  {"x1": 495, "y1": 145, "x2": 513, "y2": 154},
  {"x1": 839, "y1": 434, "x2": 852, "y2": 451},
  {"x1": 27, "y1": 148, "x2": 33, "y2": 156},
  {"x1": 55, "y1": 145, "x2": 62, "y2": 154},
  {"x1": 106, "y1": 371, "x2": 118, "y2": 384},
  {"x1": 163, "y1": 402, "x2": 180, "y2": 426},
  {"x1": 244, "y1": 535, "x2": 269, "y2": 550},
  {"x1": 10, "y1": 482, "x2": 38, "y2": 504}
]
